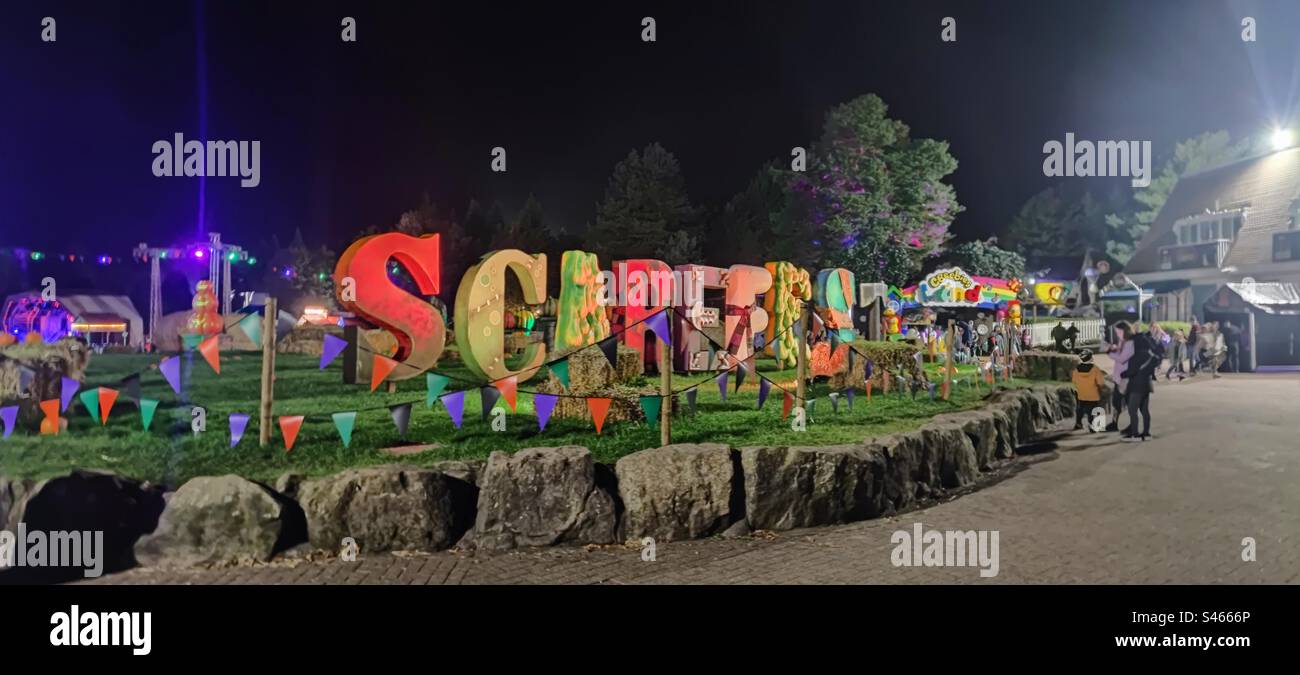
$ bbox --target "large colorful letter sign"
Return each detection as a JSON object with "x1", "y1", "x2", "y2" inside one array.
[
  {"x1": 556, "y1": 250, "x2": 610, "y2": 350},
  {"x1": 814, "y1": 267, "x2": 856, "y2": 343},
  {"x1": 763, "y1": 262, "x2": 811, "y2": 367},
  {"x1": 454, "y1": 250, "x2": 548, "y2": 381},
  {"x1": 334, "y1": 233, "x2": 444, "y2": 380},
  {"x1": 612, "y1": 259, "x2": 674, "y2": 364}
]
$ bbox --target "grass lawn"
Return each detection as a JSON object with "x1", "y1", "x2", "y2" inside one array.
[{"x1": 0, "y1": 349, "x2": 1045, "y2": 486}]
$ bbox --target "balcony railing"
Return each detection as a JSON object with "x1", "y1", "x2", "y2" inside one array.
[{"x1": 1158, "y1": 239, "x2": 1232, "y2": 271}]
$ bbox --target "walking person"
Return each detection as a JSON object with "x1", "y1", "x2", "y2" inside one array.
[
  {"x1": 1071, "y1": 349, "x2": 1106, "y2": 431},
  {"x1": 1121, "y1": 324, "x2": 1161, "y2": 442},
  {"x1": 1187, "y1": 319, "x2": 1201, "y2": 375},
  {"x1": 1105, "y1": 321, "x2": 1135, "y2": 433},
  {"x1": 1164, "y1": 329, "x2": 1187, "y2": 380},
  {"x1": 1208, "y1": 322, "x2": 1227, "y2": 378},
  {"x1": 1223, "y1": 321, "x2": 1241, "y2": 373}
]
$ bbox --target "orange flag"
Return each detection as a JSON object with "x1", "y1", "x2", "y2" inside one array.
[
  {"x1": 866, "y1": 379, "x2": 873, "y2": 402},
  {"x1": 279, "y1": 415, "x2": 305, "y2": 452},
  {"x1": 371, "y1": 355, "x2": 398, "y2": 392},
  {"x1": 782, "y1": 391, "x2": 794, "y2": 420},
  {"x1": 98, "y1": 387, "x2": 119, "y2": 425},
  {"x1": 586, "y1": 397, "x2": 611, "y2": 434},
  {"x1": 495, "y1": 375, "x2": 518, "y2": 412},
  {"x1": 883, "y1": 370, "x2": 891, "y2": 395},
  {"x1": 39, "y1": 399, "x2": 60, "y2": 435},
  {"x1": 198, "y1": 335, "x2": 221, "y2": 374}
]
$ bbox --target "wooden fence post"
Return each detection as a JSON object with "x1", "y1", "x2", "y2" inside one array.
[
  {"x1": 259, "y1": 297, "x2": 277, "y2": 447},
  {"x1": 660, "y1": 333, "x2": 671, "y2": 446},
  {"x1": 796, "y1": 301, "x2": 809, "y2": 406}
]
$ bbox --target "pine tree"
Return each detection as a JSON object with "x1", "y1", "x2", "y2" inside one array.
[{"x1": 587, "y1": 143, "x2": 698, "y2": 262}]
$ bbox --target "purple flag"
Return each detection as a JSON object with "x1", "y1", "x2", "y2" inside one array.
[
  {"x1": 716, "y1": 371, "x2": 728, "y2": 401},
  {"x1": 534, "y1": 393, "x2": 558, "y2": 431},
  {"x1": 160, "y1": 357, "x2": 181, "y2": 394},
  {"x1": 441, "y1": 390, "x2": 466, "y2": 429},
  {"x1": 60, "y1": 376, "x2": 80, "y2": 412},
  {"x1": 1, "y1": 406, "x2": 17, "y2": 439},
  {"x1": 756, "y1": 376, "x2": 771, "y2": 409},
  {"x1": 229, "y1": 413, "x2": 250, "y2": 448},
  {"x1": 320, "y1": 334, "x2": 348, "y2": 369},
  {"x1": 645, "y1": 309, "x2": 672, "y2": 350}
]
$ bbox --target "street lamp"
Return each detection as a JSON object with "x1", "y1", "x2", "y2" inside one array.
[{"x1": 1115, "y1": 274, "x2": 1143, "y2": 325}]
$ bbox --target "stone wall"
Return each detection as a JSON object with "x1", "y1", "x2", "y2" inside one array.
[{"x1": 1013, "y1": 350, "x2": 1081, "y2": 382}]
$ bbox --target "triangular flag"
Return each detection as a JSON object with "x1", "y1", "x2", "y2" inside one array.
[
  {"x1": 865, "y1": 358, "x2": 874, "y2": 380},
  {"x1": 371, "y1": 354, "x2": 398, "y2": 392},
  {"x1": 848, "y1": 347, "x2": 856, "y2": 372},
  {"x1": 771, "y1": 339, "x2": 780, "y2": 362},
  {"x1": 39, "y1": 399, "x2": 60, "y2": 435},
  {"x1": 716, "y1": 371, "x2": 728, "y2": 401},
  {"x1": 598, "y1": 336, "x2": 619, "y2": 370},
  {"x1": 882, "y1": 369, "x2": 890, "y2": 394},
  {"x1": 332, "y1": 411, "x2": 357, "y2": 447},
  {"x1": 480, "y1": 386, "x2": 501, "y2": 421},
  {"x1": 534, "y1": 393, "x2": 558, "y2": 431},
  {"x1": 139, "y1": 399, "x2": 159, "y2": 431},
  {"x1": 441, "y1": 390, "x2": 466, "y2": 429},
  {"x1": 757, "y1": 377, "x2": 772, "y2": 409},
  {"x1": 685, "y1": 388, "x2": 698, "y2": 416},
  {"x1": 808, "y1": 399, "x2": 816, "y2": 421},
  {"x1": 705, "y1": 340, "x2": 717, "y2": 368},
  {"x1": 98, "y1": 387, "x2": 118, "y2": 425},
  {"x1": 782, "y1": 391, "x2": 794, "y2": 420},
  {"x1": 78, "y1": 389, "x2": 100, "y2": 423},
  {"x1": 644, "y1": 310, "x2": 672, "y2": 349},
  {"x1": 61, "y1": 376, "x2": 80, "y2": 412},
  {"x1": 120, "y1": 373, "x2": 141, "y2": 408},
  {"x1": 928, "y1": 382, "x2": 937, "y2": 401},
  {"x1": 426, "y1": 373, "x2": 449, "y2": 408},
  {"x1": 19, "y1": 366, "x2": 36, "y2": 392},
  {"x1": 181, "y1": 333, "x2": 203, "y2": 352},
  {"x1": 829, "y1": 391, "x2": 840, "y2": 413},
  {"x1": 550, "y1": 359, "x2": 570, "y2": 389},
  {"x1": 735, "y1": 360, "x2": 748, "y2": 391},
  {"x1": 320, "y1": 334, "x2": 348, "y2": 369},
  {"x1": 198, "y1": 335, "x2": 221, "y2": 374},
  {"x1": 0, "y1": 406, "x2": 17, "y2": 439},
  {"x1": 389, "y1": 403, "x2": 412, "y2": 440},
  {"x1": 279, "y1": 415, "x2": 304, "y2": 452},
  {"x1": 866, "y1": 380, "x2": 873, "y2": 402},
  {"x1": 495, "y1": 375, "x2": 518, "y2": 412},
  {"x1": 845, "y1": 387, "x2": 855, "y2": 411},
  {"x1": 238, "y1": 311, "x2": 263, "y2": 347},
  {"x1": 229, "y1": 413, "x2": 249, "y2": 447},
  {"x1": 160, "y1": 356, "x2": 181, "y2": 394},
  {"x1": 830, "y1": 332, "x2": 840, "y2": 352},
  {"x1": 639, "y1": 395, "x2": 662, "y2": 429},
  {"x1": 586, "y1": 397, "x2": 612, "y2": 434}
]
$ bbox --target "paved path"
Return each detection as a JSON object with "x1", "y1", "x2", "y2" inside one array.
[{"x1": 92, "y1": 373, "x2": 1299, "y2": 584}]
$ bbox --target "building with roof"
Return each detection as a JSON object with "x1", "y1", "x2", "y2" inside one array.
[{"x1": 1, "y1": 291, "x2": 144, "y2": 348}]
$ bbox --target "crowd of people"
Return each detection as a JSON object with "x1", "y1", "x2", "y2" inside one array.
[{"x1": 1070, "y1": 317, "x2": 1241, "y2": 442}]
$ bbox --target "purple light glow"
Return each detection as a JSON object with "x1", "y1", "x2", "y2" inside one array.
[{"x1": 193, "y1": 248, "x2": 206, "y2": 259}]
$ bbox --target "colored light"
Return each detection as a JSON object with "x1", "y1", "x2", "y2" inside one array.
[
  {"x1": 98, "y1": 255, "x2": 111, "y2": 265},
  {"x1": 194, "y1": 248, "x2": 205, "y2": 259},
  {"x1": 247, "y1": 257, "x2": 257, "y2": 265},
  {"x1": 29, "y1": 251, "x2": 43, "y2": 261},
  {"x1": 316, "y1": 272, "x2": 326, "y2": 281},
  {"x1": 159, "y1": 251, "x2": 168, "y2": 259},
  {"x1": 282, "y1": 266, "x2": 295, "y2": 278}
]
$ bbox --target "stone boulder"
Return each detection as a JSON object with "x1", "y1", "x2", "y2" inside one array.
[
  {"x1": 929, "y1": 409, "x2": 1003, "y2": 469},
  {"x1": 919, "y1": 421, "x2": 980, "y2": 488},
  {"x1": 1013, "y1": 350, "x2": 1080, "y2": 382},
  {"x1": 740, "y1": 444, "x2": 887, "y2": 530},
  {"x1": 0, "y1": 339, "x2": 92, "y2": 426},
  {"x1": 298, "y1": 465, "x2": 464, "y2": 553},
  {"x1": 135, "y1": 475, "x2": 305, "y2": 567},
  {"x1": 616, "y1": 443, "x2": 736, "y2": 541},
  {"x1": 472, "y1": 446, "x2": 617, "y2": 551}
]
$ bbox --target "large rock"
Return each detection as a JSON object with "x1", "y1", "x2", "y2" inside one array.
[
  {"x1": 0, "y1": 339, "x2": 92, "y2": 426},
  {"x1": 135, "y1": 475, "x2": 305, "y2": 567},
  {"x1": 919, "y1": 421, "x2": 980, "y2": 488},
  {"x1": 298, "y1": 465, "x2": 463, "y2": 553},
  {"x1": 0, "y1": 470, "x2": 165, "y2": 581},
  {"x1": 472, "y1": 446, "x2": 617, "y2": 551},
  {"x1": 740, "y1": 444, "x2": 887, "y2": 530},
  {"x1": 929, "y1": 409, "x2": 1003, "y2": 469},
  {"x1": 616, "y1": 443, "x2": 736, "y2": 540}
]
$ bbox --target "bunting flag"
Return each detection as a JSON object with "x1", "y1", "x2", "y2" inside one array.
[
  {"x1": 882, "y1": 370, "x2": 890, "y2": 395},
  {"x1": 928, "y1": 383, "x2": 937, "y2": 401},
  {"x1": 705, "y1": 340, "x2": 717, "y2": 368},
  {"x1": 782, "y1": 391, "x2": 794, "y2": 420},
  {"x1": 229, "y1": 413, "x2": 250, "y2": 447},
  {"x1": 279, "y1": 415, "x2": 305, "y2": 452},
  {"x1": 807, "y1": 399, "x2": 816, "y2": 421},
  {"x1": 586, "y1": 397, "x2": 612, "y2": 434},
  {"x1": 120, "y1": 373, "x2": 141, "y2": 408},
  {"x1": 237, "y1": 310, "x2": 263, "y2": 347},
  {"x1": 598, "y1": 336, "x2": 619, "y2": 370},
  {"x1": 160, "y1": 356, "x2": 182, "y2": 394},
  {"x1": 734, "y1": 360, "x2": 748, "y2": 391},
  {"x1": 1, "y1": 405, "x2": 17, "y2": 439},
  {"x1": 847, "y1": 347, "x2": 855, "y2": 372},
  {"x1": 756, "y1": 377, "x2": 771, "y2": 409},
  {"x1": 865, "y1": 358, "x2": 874, "y2": 381},
  {"x1": 716, "y1": 371, "x2": 729, "y2": 401},
  {"x1": 845, "y1": 387, "x2": 855, "y2": 411},
  {"x1": 534, "y1": 393, "x2": 558, "y2": 431},
  {"x1": 426, "y1": 373, "x2": 449, "y2": 408},
  {"x1": 181, "y1": 333, "x2": 204, "y2": 352},
  {"x1": 40, "y1": 399, "x2": 60, "y2": 435},
  {"x1": 441, "y1": 390, "x2": 466, "y2": 429},
  {"x1": 771, "y1": 339, "x2": 780, "y2": 362},
  {"x1": 370, "y1": 355, "x2": 398, "y2": 392},
  {"x1": 61, "y1": 376, "x2": 80, "y2": 412},
  {"x1": 139, "y1": 399, "x2": 159, "y2": 431},
  {"x1": 866, "y1": 379, "x2": 872, "y2": 401},
  {"x1": 829, "y1": 392, "x2": 840, "y2": 413},
  {"x1": 685, "y1": 388, "x2": 698, "y2": 416},
  {"x1": 98, "y1": 387, "x2": 118, "y2": 424},
  {"x1": 480, "y1": 386, "x2": 501, "y2": 420},
  {"x1": 645, "y1": 310, "x2": 672, "y2": 349},
  {"x1": 320, "y1": 334, "x2": 348, "y2": 369},
  {"x1": 639, "y1": 395, "x2": 662, "y2": 429},
  {"x1": 332, "y1": 411, "x2": 357, "y2": 447},
  {"x1": 19, "y1": 366, "x2": 36, "y2": 392},
  {"x1": 389, "y1": 403, "x2": 412, "y2": 440},
  {"x1": 550, "y1": 359, "x2": 570, "y2": 389},
  {"x1": 829, "y1": 332, "x2": 840, "y2": 353},
  {"x1": 78, "y1": 389, "x2": 100, "y2": 423},
  {"x1": 495, "y1": 375, "x2": 518, "y2": 412},
  {"x1": 198, "y1": 335, "x2": 221, "y2": 374}
]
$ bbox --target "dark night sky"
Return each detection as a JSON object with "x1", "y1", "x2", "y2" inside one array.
[{"x1": 4, "y1": 0, "x2": 1300, "y2": 260}]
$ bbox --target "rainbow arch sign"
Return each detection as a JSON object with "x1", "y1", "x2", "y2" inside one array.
[{"x1": 900, "y1": 267, "x2": 1021, "y2": 309}]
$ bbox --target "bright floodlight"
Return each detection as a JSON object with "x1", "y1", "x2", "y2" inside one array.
[{"x1": 1272, "y1": 128, "x2": 1294, "y2": 151}]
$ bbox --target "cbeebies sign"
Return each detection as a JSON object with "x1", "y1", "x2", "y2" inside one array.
[{"x1": 915, "y1": 266, "x2": 983, "y2": 306}]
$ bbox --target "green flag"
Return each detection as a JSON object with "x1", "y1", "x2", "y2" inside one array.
[
  {"x1": 639, "y1": 395, "x2": 662, "y2": 429},
  {"x1": 426, "y1": 373, "x2": 449, "y2": 408},
  {"x1": 140, "y1": 398, "x2": 159, "y2": 431},
  {"x1": 332, "y1": 411, "x2": 357, "y2": 448},
  {"x1": 79, "y1": 389, "x2": 100, "y2": 423},
  {"x1": 551, "y1": 359, "x2": 570, "y2": 389},
  {"x1": 180, "y1": 333, "x2": 204, "y2": 351}
]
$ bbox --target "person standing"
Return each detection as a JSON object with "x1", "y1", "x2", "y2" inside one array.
[
  {"x1": 1187, "y1": 319, "x2": 1201, "y2": 375},
  {"x1": 1051, "y1": 321, "x2": 1068, "y2": 353},
  {"x1": 1122, "y1": 325, "x2": 1160, "y2": 442},
  {"x1": 1223, "y1": 321, "x2": 1241, "y2": 373},
  {"x1": 1066, "y1": 322, "x2": 1080, "y2": 352},
  {"x1": 1071, "y1": 350, "x2": 1106, "y2": 431},
  {"x1": 1164, "y1": 329, "x2": 1187, "y2": 380},
  {"x1": 1105, "y1": 321, "x2": 1135, "y2": 433}
]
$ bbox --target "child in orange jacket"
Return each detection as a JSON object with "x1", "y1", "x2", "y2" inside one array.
[{"x1": 1071, "y1": 350, "x2": 1106, "y2": 431}]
